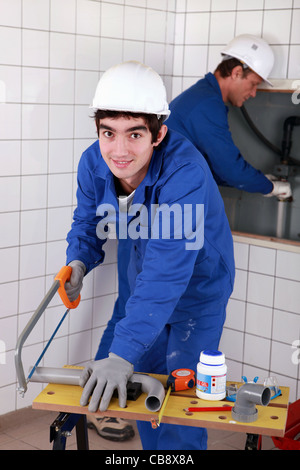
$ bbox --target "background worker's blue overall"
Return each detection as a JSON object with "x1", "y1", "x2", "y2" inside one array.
[
  {"x1": 167, "y1": 72, "x2": 273, "y2": 194},
  {"x1": 67, "y1": 129, "x2": 235, "y2": 450}
]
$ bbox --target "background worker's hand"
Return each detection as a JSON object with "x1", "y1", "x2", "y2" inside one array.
[
  {"x1": 65, "y1": 260, "x2": 86, "y2": 302},
  {"x1": 264, "y1": 174, "x2": 292, "y2": 200},
  {"x1": 79, "y1": 353, "x2": 134, "y2": 412}
]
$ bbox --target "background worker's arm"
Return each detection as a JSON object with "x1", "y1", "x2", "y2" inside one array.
[{"x1": 186, "y1": 100, "x2": 274, "y2": 194}]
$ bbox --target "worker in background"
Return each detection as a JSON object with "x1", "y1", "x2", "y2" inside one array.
[
  {"x1": 167, "y1": 34, "x2": 292, "y2": 199},
  {"x1": 63, "y1": 61, "x2": 235, "y2": 450}
]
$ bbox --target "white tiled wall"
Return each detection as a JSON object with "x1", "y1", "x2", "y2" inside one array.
[
  {"x1": 172, "y1": 0, "x2": 300, "y2": 97},
  {"x1": 220, "y1": 240, "x2": 300, "y2": 402},
  {"x1": 0, "y1": 0, "x2": 177, "y2": 416},
  {"x1": 0, "y1": 0, "x2": 299, "y2": 415}
]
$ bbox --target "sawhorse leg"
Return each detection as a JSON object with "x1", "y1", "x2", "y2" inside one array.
[
  {"x1": 50, "y1": 412, "x2": 89, "y2": 450},
  {"x1": 245, "y1": 433, "x2": 262, "y2": 450}
]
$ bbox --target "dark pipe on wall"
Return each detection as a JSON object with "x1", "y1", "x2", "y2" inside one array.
[
  {"x1": 281, "y1": 116, "x2": 300, "y2": 164},
  {"x1": 240, "y1": 105, "x2": 300, "y2": 167}
]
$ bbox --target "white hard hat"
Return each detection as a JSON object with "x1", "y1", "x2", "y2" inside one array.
[
  {"x1": 221, "y1": 34, "x2": 274, "y2": 86},
  {"x1": 91, "y1": 61, "x2": 170, "y2": 120}
]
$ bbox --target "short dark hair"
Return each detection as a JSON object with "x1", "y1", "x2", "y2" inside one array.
[
  {"x1": 214, "y1": 57, "x2": 253, "y2": 79},
  {"x1": 94, "y1": 110, "x2": 164, "y2": 144}
]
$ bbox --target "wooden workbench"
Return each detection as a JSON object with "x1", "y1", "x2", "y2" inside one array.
[{"x1": 32, "y1": 369, "x2": 289, "y2": 449}]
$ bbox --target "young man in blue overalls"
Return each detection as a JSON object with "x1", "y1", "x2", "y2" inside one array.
[{"x1": 63, "y1": 61, "x2": 235, "y2": 450}]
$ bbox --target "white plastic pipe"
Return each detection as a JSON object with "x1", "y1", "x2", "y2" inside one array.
[
  {"x1": 276, "y1": 200, "x2": 288, "y2": 238},
  {"x1": 29, "y1": 367, "x2": 165, "y2": 412}
]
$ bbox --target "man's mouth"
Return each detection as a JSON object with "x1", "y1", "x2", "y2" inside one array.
[{"x1": 112, "y1": 159, "x2": 133, "y2": 168}]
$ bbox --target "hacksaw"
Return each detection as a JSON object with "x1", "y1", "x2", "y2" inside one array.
[{"x1": 15, "y1": 266, "x2": 81, "y2": 396}]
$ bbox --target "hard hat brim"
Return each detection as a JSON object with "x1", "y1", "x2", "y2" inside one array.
[
  {"x1": 89, "y1": 104, "x2": 171, "y2": 121},
  {"x1": 221, "y1": 52, "x2": 273, "y2": 87}
]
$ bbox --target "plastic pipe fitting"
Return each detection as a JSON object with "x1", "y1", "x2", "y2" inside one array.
[
  {"x1": 131, "y1": 373, "x2": 165, "y2": 412},
  {"x1": 231, "y1": 383, "x2": 271, "y2": 423}
]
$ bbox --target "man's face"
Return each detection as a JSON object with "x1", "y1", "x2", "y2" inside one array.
[
  {"x1": 99, "y1": 115, "x2": 167, "y2": 193},
  {"x1": 228, "y1": 69, "x2": 263, "y2": 107}
]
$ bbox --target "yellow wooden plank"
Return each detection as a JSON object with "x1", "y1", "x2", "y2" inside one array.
[{"x1": 32, "y1": 373, "x2": 289, "y2": 437}]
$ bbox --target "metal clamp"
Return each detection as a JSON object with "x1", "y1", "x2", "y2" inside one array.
[{"x1": 50, "y1": 412, "x2": 89, "y2": 450}]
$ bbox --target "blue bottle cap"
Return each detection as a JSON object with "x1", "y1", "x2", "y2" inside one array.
[{"x1": 200, "y1": 350, "x2": 225, "y2": 365}]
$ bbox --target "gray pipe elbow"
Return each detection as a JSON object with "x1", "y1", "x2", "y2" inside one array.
[
  {"x1": 231, "y1": 383, "x2": 271, "y2": 423},
  {"x1": 29, "y1": 367, "x2": 165, "y2": 412},
  {"x1": 130, "y1": 373, "x2": 165, "y2": 412}
]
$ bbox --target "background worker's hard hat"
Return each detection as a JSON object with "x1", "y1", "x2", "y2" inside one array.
[
  {"x1": 221, "y1": 34, "x2": 274, "y2": 86},
  {"x1": 91, "y1": 61, "x2": 170, "y2": 120}
]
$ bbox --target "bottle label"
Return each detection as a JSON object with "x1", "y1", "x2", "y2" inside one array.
[{"x1": 196, "y1": 372, "x2": 226, "y2": 395}]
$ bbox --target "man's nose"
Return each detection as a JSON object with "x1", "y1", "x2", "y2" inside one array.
[
  {"x1": 250, "y1": 87, "x2": 257, "y2": 98},
  {"x1": 114, "y1": 136, "x2": 129, "y2": 156}
]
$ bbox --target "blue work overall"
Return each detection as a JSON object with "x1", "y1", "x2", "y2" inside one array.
[
  {"x1": 167, "y1": 72, "x2": 273, "y2": 194},
  {"x1": 67, "y1": 130, "x2": 235, "y2": 450}
]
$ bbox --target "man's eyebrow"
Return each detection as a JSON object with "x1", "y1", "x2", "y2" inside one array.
[
  {"x1": 99, "y1": 123, "x2": 148, "y2": 133},
  {"x1": 126, "y1": 125, "x2": 148, "y2": 133},
  {"x1": 99, "y1": 123, "x2": 115, "y2": 131}
]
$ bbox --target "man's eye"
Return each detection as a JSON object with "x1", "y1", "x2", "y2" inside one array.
[
  {"x1": 131, "y1": 133, "x2": 141, "y2": 139},
  {"x1": 104, "y1": 131, "x2": 113, "y2": 137}
]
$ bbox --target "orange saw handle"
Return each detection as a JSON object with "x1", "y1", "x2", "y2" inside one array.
[{"x1": 55, "y1": 265, "x2": 81, "y2": 309}]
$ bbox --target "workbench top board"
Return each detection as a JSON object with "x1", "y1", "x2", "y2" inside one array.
[{"x1": 32, "y1": 375, "x2": 289, "y2": 438}]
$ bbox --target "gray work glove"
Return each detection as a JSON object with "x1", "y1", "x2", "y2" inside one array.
[
  {"x1": 264, "y1": 174, "x2": 292, "y2": 200},
  {"x1": 79, "y1": 353, "x2": 134, "y2": 412},
  {"x1": 65, "y1": 260, "x2": 86, "y2": 302}
]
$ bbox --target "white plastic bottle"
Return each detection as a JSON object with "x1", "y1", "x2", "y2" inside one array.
[{"x1": 196, "y1": 350, "x2": 227, "y2": 401}]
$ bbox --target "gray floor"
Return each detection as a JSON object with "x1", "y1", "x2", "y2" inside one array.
[{"x1": 0, "y1": 407, "x2": 278, "y2": 450}]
